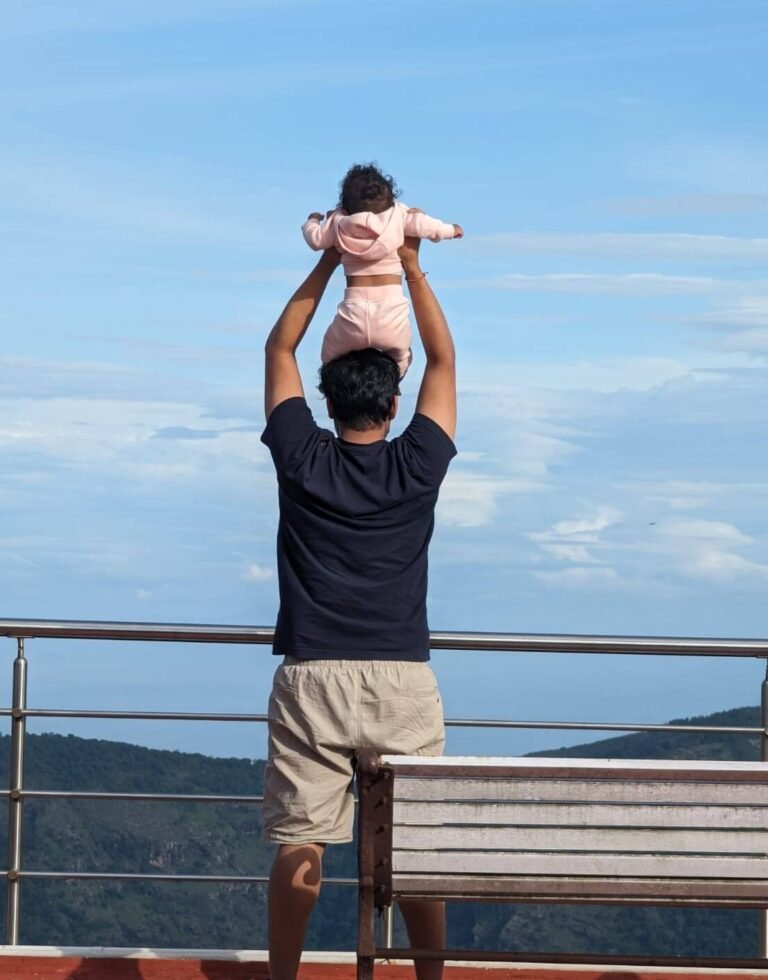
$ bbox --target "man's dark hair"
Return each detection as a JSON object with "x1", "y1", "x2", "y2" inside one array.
[
  {"x1": 318, "y1": 349, "x2": 400, "y2": 430},
  {"x1": 339, "y1": 163, "x2": 399, "y2": 214}
]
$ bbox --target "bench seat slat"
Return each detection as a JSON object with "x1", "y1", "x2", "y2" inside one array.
[
  {"x1": 393, "y1": 800, "x2": 768, "y2": 828},
  {"x1": 383, "y1": 755, "x2": 768, "y2": 776},
  {"x1": 391, "y1": 873, "x2": 768, "y2": 905},
  {"x1": 393, "y1": 777, "x2": 768, "y2": 805},
  {"x1": 392, "y1": 849, "x2": 768, "y2": 878},
  {"x1": 394, "y1": 824, "x2": 768, "y2": 853}
]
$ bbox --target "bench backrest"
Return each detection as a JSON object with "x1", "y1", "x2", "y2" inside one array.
[{"x1": 359, "y1": 755, "x2": 768, "y2": 908}]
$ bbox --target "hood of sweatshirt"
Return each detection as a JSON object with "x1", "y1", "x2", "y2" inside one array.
[{"x1": 335, "y1": 205, "x2": 401, "y2": 260}]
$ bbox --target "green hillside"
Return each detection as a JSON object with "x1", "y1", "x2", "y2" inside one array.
[{"x1": 0, "y1": 704, "x2": 761, "y2": 955}]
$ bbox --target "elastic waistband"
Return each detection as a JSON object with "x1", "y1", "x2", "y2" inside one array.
[
  {"x1": 343, "y1": 285, "x2": 405, "y2": 302},
  {"x1": 281, "y1": 656, "x2": 432, "y2": 672}
]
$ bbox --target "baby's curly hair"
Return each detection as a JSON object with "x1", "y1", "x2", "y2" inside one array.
[{"x1": 339, "y1": 163, "x2": 400, "y2": 214}]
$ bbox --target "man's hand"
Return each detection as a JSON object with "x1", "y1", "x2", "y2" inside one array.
[{"x1": 452, "y1": 224, "x2": 464, "y2": 239}]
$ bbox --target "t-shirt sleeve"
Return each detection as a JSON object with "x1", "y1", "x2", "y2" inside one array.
[
  {"x1": 261, "y1": 397, "x2": 324, "y2": 478},
  {"x1": 397, "y1": 413, "x2": 457, "y2": 488}
]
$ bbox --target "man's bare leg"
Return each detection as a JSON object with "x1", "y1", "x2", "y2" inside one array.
[
  {"x1": 398, "y1": 898, "x2": 445, "y2": 980},
  {"x1": 268, "y1": 843, "x2": 325, "y2": 980}
]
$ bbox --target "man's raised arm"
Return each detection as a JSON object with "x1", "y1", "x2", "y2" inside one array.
[
  {"x1": 399, "y1": 238, "x2": 457, "y2": 440},
  {"x1": 264, "y1": 249, "x2": 340, "y2": 419}
]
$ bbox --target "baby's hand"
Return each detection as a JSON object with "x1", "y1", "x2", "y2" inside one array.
[
  {"x1": 307, "y1": 212, "x2": 323, "y2": 221},
  {"x1": 452, "y1": 224, "x2": 464, "y2": 239}
]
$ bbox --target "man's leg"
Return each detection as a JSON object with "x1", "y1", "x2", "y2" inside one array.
[
  {"x1": 398, "y1": 899, "x2": 445, "y2": 980},
  {"x1": 268, "y1": 842, "x2": 325, "y2": 980}
]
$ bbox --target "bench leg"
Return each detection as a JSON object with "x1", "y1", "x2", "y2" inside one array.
[{"x1": 357, "y1": 953, "x2": 375, "y2": 980}]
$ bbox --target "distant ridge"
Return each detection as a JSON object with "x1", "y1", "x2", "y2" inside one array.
[
  {"x1": 0, "y1": 704, "x2": 760, "y2": 955},
  {"x1": 531, "y1": 705, "x2": 760, "y2": 761}
]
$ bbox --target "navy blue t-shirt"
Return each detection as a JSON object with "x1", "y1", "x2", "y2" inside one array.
[{"x1": 261, "y1": 397, "x2": 456, "y2": 661}]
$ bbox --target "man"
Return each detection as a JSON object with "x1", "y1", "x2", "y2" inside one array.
[{"x1": 261, "y1": 237, "x2": 456, "y2": 980}]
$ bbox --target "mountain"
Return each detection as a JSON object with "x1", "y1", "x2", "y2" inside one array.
[{"x1": 0, "y1": 704, "x2": 761, "y2": 955}]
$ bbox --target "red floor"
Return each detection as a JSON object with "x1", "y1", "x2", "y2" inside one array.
[{"x1": 2, "y1": 958, "x2": 768, "y2": 980}]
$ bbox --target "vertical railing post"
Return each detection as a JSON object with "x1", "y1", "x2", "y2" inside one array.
[
  {"x1": 759, "y1": 660, "x2": 768, "y2": 958},
  {"x1": 6, "y1": 637, "x2": 28, "y2": 945},
  {"x1": 382, "y1": 905, "x2": 394, "y2": 948}
]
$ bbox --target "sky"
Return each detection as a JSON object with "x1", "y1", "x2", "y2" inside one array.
[{"x1": 1, "y1": 0, "x2": 767, "y2": 760}]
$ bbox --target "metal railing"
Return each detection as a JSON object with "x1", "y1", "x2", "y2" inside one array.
[{"x1": 1, "y1": 617, "x2": 767, "y2": 953}]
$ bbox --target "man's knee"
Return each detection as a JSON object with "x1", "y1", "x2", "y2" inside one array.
[{"x1": 270, "y1": 843, "x2": 325, "y2": 898}]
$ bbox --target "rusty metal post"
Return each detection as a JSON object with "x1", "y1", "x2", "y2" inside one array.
[
  {"x1": 6, "y1": 637, "x2": 28, "y2": 944},
  {"x1": 759, "y1": 661, "x2": 768, "y2": 958}
]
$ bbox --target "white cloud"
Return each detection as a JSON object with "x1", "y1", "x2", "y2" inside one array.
[
  {"x1": 243, "y1": 563, "x2": 273, "y2": 582},
  {"x1": 531, "y1": 507, "x2": 623, "y2": 545},
  {"x1": 540, "y1": 544, "x2": 598, "y2": 564},
  {"x1": 661, "y1": 520, "x2": 752, "y2": 545},
  {"x1": 643, "y1": 519, "x2": 768, "y2": 584},
  {"x1": 527, "y1": 506, "x2": 768, "y2": 592},
  {"x1": 438, "y1": 472, "x2": 535, "y2": 528},
  {"x1": 534, "y1": 566, "x2": 620, "y2": 588}
]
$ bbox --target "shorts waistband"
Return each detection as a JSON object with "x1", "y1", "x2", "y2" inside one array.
[
  {"x1": 281, "y1": 656, "x2": 431, "y2": 671},
  {"x1": 343, "y1": 285, "x2": 405, "y2": 302}
]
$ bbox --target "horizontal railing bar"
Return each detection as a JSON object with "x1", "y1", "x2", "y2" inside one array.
[
  {"x1": 21, "y1": 709, "x2": 268, "y2": 722},
  {"x1": 1, "y1": 618, "x2": 767, "y2": 657},
  {"x1": 1, "y1": 871, "x2": 357, "y2": 886},
  {"x1": 0, "y1": 620, "x2": 274, "y2": 645},
  {"x1": 0, "y1": 791, "x2": 264, "y2": 803},
  {"x1": 9, "y1": 707, "x2": 762, "y2": 736},
  {"x1": 445, "y1": 720, "x2": 763, "y2": 734}
]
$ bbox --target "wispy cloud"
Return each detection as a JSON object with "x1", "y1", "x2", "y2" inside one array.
[
  {"x1": 534, "y1": 566, "x2": 620, "y2": 588},
  {"x1": 2, "y1": 1, "x2": 260, "y2": 37},
  {"x1": 528, "y1": 507, "x2": 768, "y2": 592},
  {"x1": 682, "y1": 297, "x2": 768, "y2": 356},
  {"x1": 469, "y1": 232, "x2": 768, "y2": 262},
  {"x1": 0, "y1": 153, "x2": 265, "y2": 245},
  {"x1": 607, "y1": 194, "x2": 768, "y2": 218},
  {"x1": 468, "y1": 273, "x2": 762, "y2": 296}
]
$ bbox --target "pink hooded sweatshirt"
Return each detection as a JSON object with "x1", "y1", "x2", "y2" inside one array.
[{"x1": 302, "y1": 202, "x2": 456, "y2": 276}]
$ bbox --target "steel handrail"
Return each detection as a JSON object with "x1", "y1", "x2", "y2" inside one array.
[
  {"x1": 4, "y1": 871, "x2": 356, "y2": 886},
  {"x1": 3, "y1": 706, "x2": 762, "y2": 735},
  {"x1": 2, "y1": 619, "x2": 767, "y2": 953},
  {"x1": 2, "y1": 617, "x2": 768, "y2": 657}
]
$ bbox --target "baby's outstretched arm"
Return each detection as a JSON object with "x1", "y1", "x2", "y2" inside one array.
[
  {"x1": 301, "y1": 211, "x2": 339, "y2": 251},
  {"x1": 404, "y1": 208, "x2": 462, "y2": 242}
]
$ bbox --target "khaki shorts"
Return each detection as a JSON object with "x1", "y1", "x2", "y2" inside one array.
[{"x1": 262, "y1": 658, "x2": 445, "y2": 844}]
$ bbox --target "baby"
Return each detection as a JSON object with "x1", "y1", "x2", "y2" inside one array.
[{"x1": 302, "y1": 163, "x2": 462, "y2": 377}]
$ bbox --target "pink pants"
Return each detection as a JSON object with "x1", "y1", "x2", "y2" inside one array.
[{"x1": 321, "y1": 285, "x2": 412, "y2": 378}]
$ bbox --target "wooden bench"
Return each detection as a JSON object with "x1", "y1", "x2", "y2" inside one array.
[{"x1": 356, "y1": 752, "x2": 768, "y2": 978}]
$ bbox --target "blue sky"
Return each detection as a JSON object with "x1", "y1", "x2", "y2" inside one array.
[{"x1": 1, "y1": 0, "x2": 767, "y2": 759}]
